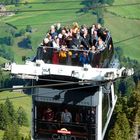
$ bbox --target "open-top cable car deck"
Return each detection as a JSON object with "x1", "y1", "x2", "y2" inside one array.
[{"x1": 4, "y1": 23, "x2": 133, "y2": 83}]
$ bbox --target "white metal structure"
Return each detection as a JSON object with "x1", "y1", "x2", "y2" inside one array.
[{"x1": 4, "y1": 60, "x2": 133, "y2": 82}]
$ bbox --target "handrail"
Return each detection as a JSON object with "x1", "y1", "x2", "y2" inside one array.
[{"x1": 36, "y1": 119, "x2": 96, "y2": 128}]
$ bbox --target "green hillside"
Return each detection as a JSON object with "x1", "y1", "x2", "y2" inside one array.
[
  {"x1": 106, "y1": 0, "x2": 140, "y2": 19},
  {"x1": 105, "y1": 0, "x2": 140, "y2": 61},
  {"x1": 0, "y1": 0, "x2": 140, "y2": 62},
  {"x1": 0, "y1": 0, "x2": 140, "y2": 138}
]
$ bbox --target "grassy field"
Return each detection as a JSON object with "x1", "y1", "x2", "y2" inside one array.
[
  {"x1": 104, "y1": 12, "x2": 140, "y2": 61},
  {"x1": 104, "y1": 0, "x2": 140, "y2": 61},
  {"x1": 0, "y1": 91, "x2": 31, "y2": 139},
  {"x1": 0, "y1": 0, "x2": 139, "y2": 62},
  {"x1": 106, "y1": 0, "x2": 140, "y2": 19},
  {"x1": 0, "y1": 0, "x2": 140, "y2": 138}
]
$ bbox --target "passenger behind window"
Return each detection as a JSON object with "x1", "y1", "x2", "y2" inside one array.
[
  {"x1": 75, "y1": 110, "x2": 83, "y2": 124},
  {"x1": 54, "y1": 110, "x2": 61, "y2": 122},
  {"x1": 86, "y1": 108, "x2": 95, "y2": 123},
  {"x1": 42, "y1": 107, "x2": 54, "y2": 121},
  {"x1": 91, "y1": 107, "x2": 96, "y2": 123},
  {"x1": 61, "y1": 108, "x2": 72, "y2": 123}
]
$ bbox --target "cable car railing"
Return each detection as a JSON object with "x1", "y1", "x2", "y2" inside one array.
[{"x1": 36, "y1": 39, "x2": 113, "y2": 68}]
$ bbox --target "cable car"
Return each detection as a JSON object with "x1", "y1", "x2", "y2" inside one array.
[
  {"x1": 3, "y1": 23, "x2": 134, "y2": 140},
  {"x1": 8, "y1": 24, "x2": 133, "y2": 82}
]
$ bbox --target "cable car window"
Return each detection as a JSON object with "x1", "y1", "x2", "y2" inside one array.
[{"x1": 34, "y1": 102, "x2": 96, "y2": 140}]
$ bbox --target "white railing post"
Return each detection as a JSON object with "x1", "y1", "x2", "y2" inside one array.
[{"x1": 96, "y1": 86, "x2": 103, "y2": 140}]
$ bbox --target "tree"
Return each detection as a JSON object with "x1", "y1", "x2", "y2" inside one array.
[
  {"x1": 106, "y1": 0, "x2": 114, "y2": 5},
  {"x1": 9, "y1": 28, "x2": 17, "y2": 37},
  {"x1": 0, "y1": 103, "x2": 10, "y2": 130},
  {"x1": 18, "y1": 36, "x2": 32, "y2": 49},
  {"x1": 114, "y1": 47, "x2": 124, "y2": 61},
  {"x1": 2, "y1": 122, "x2": 21, "y2": 140},
  {"x1": 23, "y1": 132, "x2": 31, "y2": 140},
  {"x1": 108, "y1": 123, "x2": 122, "y2": 140},
  {"x1": 107, "y1": 83, "x2": 140, "y2": 140},
  {"x1": 0, "y1": 45, "x2": 14, "y2": 61},
  {"x1": 7, "y1": 36, "x2": 14, "y2": 46},
  {"x1": 0, "y1": 70, "x2": 5, "y2": 88},
  {"x1": 17, "y1": 106, "x2": 28, "y2": 126},
  {"x1": 117, "y1": 113, "x2": 131, "y2": 140},
  {"x1": 81, "y1": 0, "x2": 115, "y2": 24},
  {"x1": 97, "y1": 17, "x2": 104, "y2": 25},
  {"x1": 108, "y1": 113, "x2": 131, "y2": 140},
  {"x1": 125, "y1": 78, "x2": 135, "y2": 95},
  {"x1": 4, "y1": 98, "x2": 17, "y2": 124}
]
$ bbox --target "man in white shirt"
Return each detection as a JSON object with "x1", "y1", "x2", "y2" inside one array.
[{"x1": 61, "y1": 109, "x2": 72, "y2": 123}]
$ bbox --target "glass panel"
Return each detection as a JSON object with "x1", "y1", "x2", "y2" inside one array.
[
  {"x1": 34, "y1": 102, "x2": 96, "y2": 140},
  {"x1": 102, "y1": 93, "x2": 109, "y2": 130},
  {"x1": 36, "y1": 45, "x2": 113, "y2": 68}
]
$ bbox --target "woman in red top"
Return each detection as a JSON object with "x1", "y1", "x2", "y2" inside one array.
[{"x1": 42, "y1": 107, "x2": 54, "y2": 121}]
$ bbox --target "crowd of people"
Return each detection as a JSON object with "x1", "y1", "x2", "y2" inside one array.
[{"x1": 40, "y1": 22, "x2": 112, "y2": 67}]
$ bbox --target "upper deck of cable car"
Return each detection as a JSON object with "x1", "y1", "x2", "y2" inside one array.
[
  {"x1": 36, "y1": 22, "x2": 114, "y2": 68},
  {"x1": 7, "y1": 22, "x2": 133, "y2": 82}
]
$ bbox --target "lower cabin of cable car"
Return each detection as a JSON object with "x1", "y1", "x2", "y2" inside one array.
[
  {"x1": 32, "y1": 83, "x2": 116, "y2": 140},
  {"x1": 34, "y1": 102, "x2": 96, "y2": 140}
]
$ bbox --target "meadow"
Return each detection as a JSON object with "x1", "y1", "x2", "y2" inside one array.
[
  {"x1": 0, "y1": 0, "x2": 140, "y2": 62},
  {"x1": 105, "y1": 0, "x2": 140, "y2": 61},
  {"x1": 0, "y1": 0, "x2": 140, "y2": 138}
]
